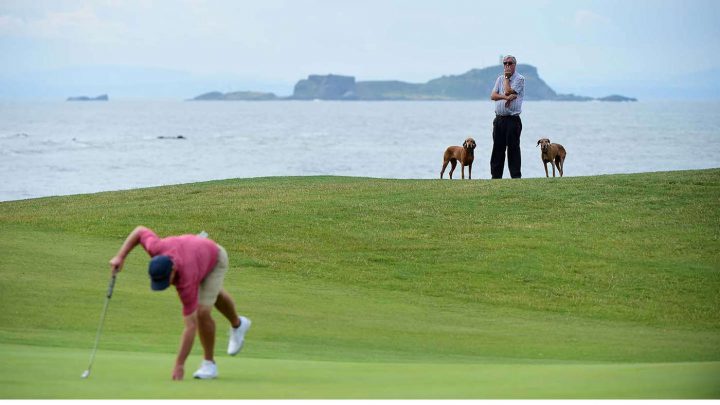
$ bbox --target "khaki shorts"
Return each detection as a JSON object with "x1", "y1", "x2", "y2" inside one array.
[{"x1": 198, "y1": 244, "x2": 229, "y2": 307}]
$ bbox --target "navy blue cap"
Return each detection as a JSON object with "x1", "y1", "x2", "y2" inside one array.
[{"x1": 148, "y1": 255, "x2": 173, "y2": 291}]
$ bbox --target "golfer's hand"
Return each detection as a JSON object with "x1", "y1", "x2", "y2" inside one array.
[
  {"x1": 109, "y1": 256, "x2": 124, "y2": 274},
  {"x1": 172, "y1": 364, "x2": 184, "y2": 380}
]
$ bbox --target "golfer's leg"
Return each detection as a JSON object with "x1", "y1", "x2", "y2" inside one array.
[
  {"x1": 214, "y1": 289, "x2": 241, "y2": 328},
  {"x1": 200, "y1": 244, "x2": 233, "y2": 328},
  {"x1": 197, "y1": 305, "x2": 215, "y2": 361}
]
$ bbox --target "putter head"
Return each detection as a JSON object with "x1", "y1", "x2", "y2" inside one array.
[{"x1": 81, "y1": 370, "x2": 90, "y2": 379}]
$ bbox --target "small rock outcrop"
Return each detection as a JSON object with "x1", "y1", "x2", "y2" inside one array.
[
  {"x1": 597, "y1": 94, "x2": 638, "y2": 102},
  {"x1": 67, "y1": 94, "x2": 109, "y2": 101},
  {"x1": 193, "y1": 91, "x2": 277, "y2": 101}
]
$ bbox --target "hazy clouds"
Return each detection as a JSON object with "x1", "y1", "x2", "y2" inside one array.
[{"x1": 1, "y1": 0, "x2": 719, "y2": 97}]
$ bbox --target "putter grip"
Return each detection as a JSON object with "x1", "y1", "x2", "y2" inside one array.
[{"x1": 107, "y1": 275, "x2": 117, "y2": 299}]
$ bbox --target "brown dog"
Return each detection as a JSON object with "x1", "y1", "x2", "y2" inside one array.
[
  {"x1": 440, "y1": 137, "x2": 476, "y2": 179},
  {"x1": 536, "y1": 138, "x2": 567, "y2": 177}
]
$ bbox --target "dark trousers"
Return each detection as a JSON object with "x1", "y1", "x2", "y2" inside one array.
[{"x1": 491, "y1": 115, "x2": 522, "y2": 179}]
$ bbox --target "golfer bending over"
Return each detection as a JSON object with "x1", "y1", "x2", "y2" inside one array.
[{"x1": 109, "y1": 226, "x2": 251, "y2": 380}]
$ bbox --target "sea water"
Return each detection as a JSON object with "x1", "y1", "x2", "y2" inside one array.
[{"x1": 1, "y1": 100, "x2": 719, "y2": 201}]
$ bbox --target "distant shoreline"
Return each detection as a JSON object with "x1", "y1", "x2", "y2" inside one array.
[
  {"x1": 187, "y1": 96, "x2": 639, "y2": 103},
  {"x1": 189, "y1": 65, "x2": 638, "y2": 102}
]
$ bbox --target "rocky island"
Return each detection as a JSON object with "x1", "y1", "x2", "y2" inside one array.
[
  {"x1": 192, "y1": 91, "x2": 277, "y2": 101},
  {"x1": 67, "y1": 94, "x2": 109, "y2": 101},
  {"x1": 596, "y1": 94, "x2": 638, "y2": 102},
  {"x1": 192, "y1": 64, "x2": 636, "y2": 102}
]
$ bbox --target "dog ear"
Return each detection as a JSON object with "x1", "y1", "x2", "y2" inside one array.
[{"x1": 536, "y1": 139, "x2": 541, "y2": 146}]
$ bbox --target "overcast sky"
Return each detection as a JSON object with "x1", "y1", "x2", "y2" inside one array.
[{"x1": 1, "y1": 0, "x2": 719, "y2": 96}]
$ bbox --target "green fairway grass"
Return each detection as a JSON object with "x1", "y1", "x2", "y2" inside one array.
[
  {"x1": 1, "y1": 170, "x2": 719, "y2": 398},
  {"x1": 2, "y1": 343, "x2": 718, "y2": 399}
]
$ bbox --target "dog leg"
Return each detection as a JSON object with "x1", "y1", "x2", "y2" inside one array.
[
  {"x1": 543, "y1": 162, "x2": 549, "y2": 178},
  {"x1": 551, "y1": 162, "x2": 557, "y2": 177},
  {"x1": 468, "y1": 163, "x2": 472, "y2": 180},
  {"x1": 440, "y1": 160, "x2": 449, "y2": 179},
  {"x1": 449, "y1": 160, "x2": 457, "y2": 179},
  {"x1": 461, "y1": 164, "x2": 465, "y2": 179},
  {"x1": 557, "y1": 158, "x2": 563, "y2": 177}
]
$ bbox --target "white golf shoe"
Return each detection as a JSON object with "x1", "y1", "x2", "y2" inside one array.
[
  {"x1": 228, "y1": 316, "x2": 251, "y2": 355},
  {"x1": 192, "y1": 360, "x2": 218, "y2": 379}
]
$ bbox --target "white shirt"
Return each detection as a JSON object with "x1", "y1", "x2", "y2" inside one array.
[{"x1": 493, "y1": 73, "x2": 525, "y2": 116}]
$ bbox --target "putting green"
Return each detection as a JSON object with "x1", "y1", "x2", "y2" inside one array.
[
  {"x1": 1, "y1": 172, "x2": 719, "y2": 398},
  {"x1": 1, "y1": 343, "x2": 718, "y2": 399}
]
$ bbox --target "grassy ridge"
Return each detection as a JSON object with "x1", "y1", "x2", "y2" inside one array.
[{"x1": 1, "y1": 169, "x2": 719, "y2": 398}]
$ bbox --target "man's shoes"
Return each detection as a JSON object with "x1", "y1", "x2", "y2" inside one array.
[
  {"x1": 228, "y1": 316, "x2": 251, "y2": 355},
  {"x1": 192, "y1": 360, "x2": 218, "y2": 379}
]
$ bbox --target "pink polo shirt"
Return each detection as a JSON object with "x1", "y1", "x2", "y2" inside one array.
[{"x1": 138, "y1": 228, "x2": 219, "y2": 316}]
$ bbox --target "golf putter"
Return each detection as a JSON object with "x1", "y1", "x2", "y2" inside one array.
[{"x1": 81, "y1": 274, "x2": 117, "y2": 379}]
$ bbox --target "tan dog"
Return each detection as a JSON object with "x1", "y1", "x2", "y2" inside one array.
[
  {"x1": 440, "y1": 137, "x2": 476, "y2": 179},
  {"x1": 536, "y1": 138, "x2": 567, "y2": 177}
]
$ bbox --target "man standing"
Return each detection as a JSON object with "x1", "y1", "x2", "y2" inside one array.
[
  {"x1": 109, "y1": 226, "x2": 251, "y2": 380},
  {"x1": 490, "y1": 55, "x2": 525, "y2": 179}
]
